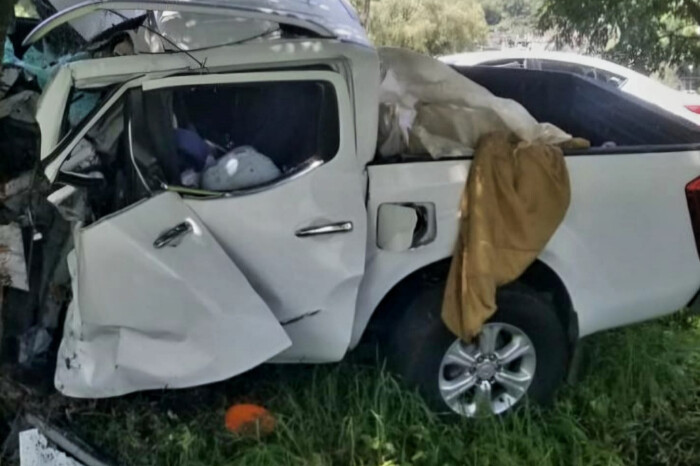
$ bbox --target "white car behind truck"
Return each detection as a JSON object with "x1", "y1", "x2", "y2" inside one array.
[
  {"x1": 440, "y1": 50, "x2": 700, "y2": 126},
  {"x1": 18, "y1": 0, "x2": 700, "y2": 418}
]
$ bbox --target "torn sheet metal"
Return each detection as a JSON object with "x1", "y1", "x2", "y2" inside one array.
[
  {"x1": 56, "y1": 192, "x2": 291, "y2": 398},
  {"x1": 3, "y1": 38, "x2": 89, "y2": 90},
  {"x1": 0, "y1": 223, "x2": 29, "y2": 291},
  {"x1": 19, "y1": 429, "x2": 83, "y2": 466}
]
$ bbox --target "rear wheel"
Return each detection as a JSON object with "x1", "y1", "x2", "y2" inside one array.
[{"x1": 386, "y1": 281, "x2": 569, "y2": 417}]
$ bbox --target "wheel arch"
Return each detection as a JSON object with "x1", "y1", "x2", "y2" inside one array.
[
  {"x1": 517, "y1": 260, "x2": 579, "y2": 345},
  {"x1": 355, "y1": 257, "x2": 578, "y2": 348}
]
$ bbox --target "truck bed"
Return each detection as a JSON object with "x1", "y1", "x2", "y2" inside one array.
[
  {"x1": 372, "y1": 66, "x2": 700, "y2": 164},
  {"x1": 457, "y1": 66, "x2": 700, "y2": 150}
]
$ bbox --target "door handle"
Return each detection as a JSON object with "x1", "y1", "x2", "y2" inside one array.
[
  {"x1": 154, "y1": 222, "x2": 193, "y2": 248},
  {"x1": 295, "y1": 221, "x2": 353, "y2": 237}
]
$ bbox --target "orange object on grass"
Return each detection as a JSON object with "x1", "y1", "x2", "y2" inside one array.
[{"x1": 225, "y1": 404, "x2": 276, "y2": 436}]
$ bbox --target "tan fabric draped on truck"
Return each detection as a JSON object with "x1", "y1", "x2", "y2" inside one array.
[{"x1": 442, "y1": 132, "x2": 577, "y2": 341}]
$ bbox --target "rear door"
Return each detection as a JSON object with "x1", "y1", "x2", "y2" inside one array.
[{"x1": 56, "y1": 190, "x2": 291, "y2": 398}]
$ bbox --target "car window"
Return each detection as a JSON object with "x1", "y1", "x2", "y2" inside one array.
[
  {"x1": 135, "y1": 80, "x2": 340, "y2": 193},
  {"x1": 539, "y1": 60, "x2": 626, "y2": 88},
  {"x1": 594, "y1": 69, "x2": 627, "y2": 88},
  {"x1": 57, "y1": 80, "x2": 341, "y2": 220},
  {"x1": 479, "y1": 58, "x2": 525, "y2": 69},
  {"x1": 539, "y1": 59, "x2": 591, "y2": 76}
]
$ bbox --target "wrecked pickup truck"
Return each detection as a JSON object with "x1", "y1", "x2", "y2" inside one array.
[{"x1": 5, "y1": 0, "x2": 700, "y2": 419}]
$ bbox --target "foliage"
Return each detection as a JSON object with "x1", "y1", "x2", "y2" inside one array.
[
  {"x1": 651, "y1": 64, "x2": 683, "y2": 90},
  {"x1": 352, "y1": 0, "x2": 488, "y2": 55},
  {"x1": 538, "y1": 0, "x2": 700, "y2": 72},
  {"x1": 483, "y1": 0, "x2": 534, "y2": 21},
  {"x1": 15, "y1": 0, "x2": 39, "y2": 19},
  {"x1": 11, "y1": 313, "x2": 700, "y2": 465},
  {"x1": 481, "y1": 0, "x2": 504, "y2": 26},
  {"x1": 480, "y1": 0, "x2": 540, "y2": 41}
]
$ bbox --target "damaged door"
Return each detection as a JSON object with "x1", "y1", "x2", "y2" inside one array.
[
  {"x1": 137, "y1": 71, "x2": 367, "y2": 363},
  {"x1": 57, "y1": 191, "x2": 291, "y2": 398}
]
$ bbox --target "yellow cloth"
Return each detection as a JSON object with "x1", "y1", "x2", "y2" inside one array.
[{"x1": 442, "y1": 132, "x2": 574, "y2": 340}]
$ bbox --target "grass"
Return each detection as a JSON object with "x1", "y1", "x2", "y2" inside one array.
[{"x1": 8, "y1": 312, "x2": 700, "y2": 465}]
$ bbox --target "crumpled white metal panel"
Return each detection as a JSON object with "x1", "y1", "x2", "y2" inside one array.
[
  {"x1": 55, "y1": 192, "x2": 291, "y2": 397},
  {"x1": 19, "y1": 429, "x2": 83, "y2": 466}
]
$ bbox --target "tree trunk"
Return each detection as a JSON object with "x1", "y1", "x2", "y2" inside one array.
[{"x1": 360, "y1": 0, "x2": 371, "y2": 28}]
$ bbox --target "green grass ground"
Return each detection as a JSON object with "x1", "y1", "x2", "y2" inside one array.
[{"x1": 14, "y1": 312, "x2": 700, "y2": 465}]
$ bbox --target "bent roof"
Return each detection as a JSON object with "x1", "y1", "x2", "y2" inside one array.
[{"x1": 25, "y1": 0, "x2": 370, "y2": 47}]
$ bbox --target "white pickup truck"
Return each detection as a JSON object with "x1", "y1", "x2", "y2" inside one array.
[{"x1": 20, "y1": 0, "x2": 700, "y2": 418}]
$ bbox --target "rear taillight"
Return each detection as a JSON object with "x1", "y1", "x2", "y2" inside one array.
[
  {"x1": 686, "y1": 176, "x2": 700, "y2": 257},
  {"x1": 686, "y1": 105, "x2": 700, "y2": 115}
]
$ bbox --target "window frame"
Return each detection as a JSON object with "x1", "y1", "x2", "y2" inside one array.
[
  {"x1": 49, "y1": 70, "x2": 352, "y2": 197},
  {"x1": 140, "y1": 70, "x2": 350, "y2": 197},
  {"x1": 480, "y1": 58, "x2": 526, "y2": 69},
  {"x1": 538, "y1": 59, "x2": 590, "y2": 76}
]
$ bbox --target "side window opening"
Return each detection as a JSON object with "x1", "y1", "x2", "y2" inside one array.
[
  {"x1": 539, "y1": 60, "x2": 625, "y2": 88},
  {"x1": 57, "y1": 79, "x2": 340, "y2": 223},
  {"x1": 56, "y1": 95, "x2": 133, "y2": 223},
  {"x1": 132, "y1": 80, "x2": 340, "y2": 193}
]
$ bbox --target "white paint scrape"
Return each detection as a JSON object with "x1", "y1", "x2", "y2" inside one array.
[{"x1": 19, "y1": 429, "x2": 83, "y2": 466}]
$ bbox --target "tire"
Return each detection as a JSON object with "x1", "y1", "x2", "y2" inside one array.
[{"x1": 385, "y1": 280, "x2": 570, "y2": 417}]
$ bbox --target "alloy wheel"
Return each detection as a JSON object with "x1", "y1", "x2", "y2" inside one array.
[{"x1": 438, "y1": 322, "x2": 536, "y2": 417}]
